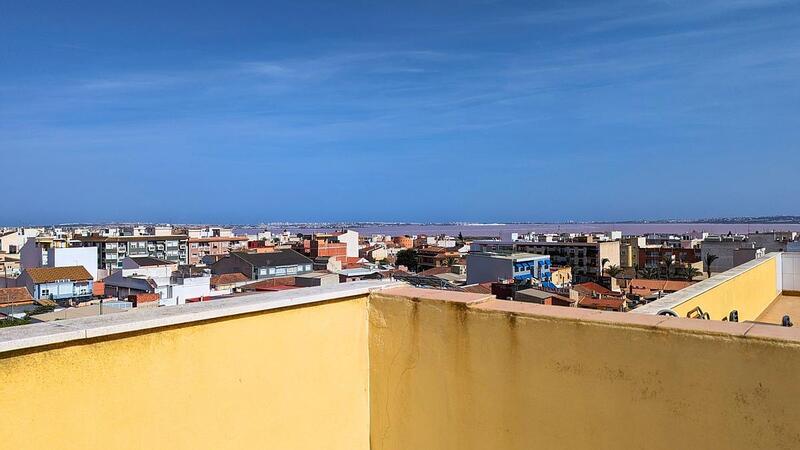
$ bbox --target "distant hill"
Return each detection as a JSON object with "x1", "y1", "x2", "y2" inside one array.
[{"x1": 692, "y1": 216, "x2": 800, "y2": 224}]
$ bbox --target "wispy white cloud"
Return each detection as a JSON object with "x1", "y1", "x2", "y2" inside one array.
[
  {"x1": 3, "y1": 1, "x2": 800, "y2": 156},
  {"x1": 513, "y1": 0, "x2": 791, "y2": 30}
]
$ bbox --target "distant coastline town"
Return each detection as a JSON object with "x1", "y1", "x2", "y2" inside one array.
[{"x1": 2, "y1": 216, "x2": 800, "y2": 328}]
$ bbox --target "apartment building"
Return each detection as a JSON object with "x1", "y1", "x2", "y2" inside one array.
[
  {"x1": 185, "y1": 227, "x2": 247, "y2": 265},
  {"x1": 416, "y1": 246, "x2": 462, "y2": 271},
  {"x1": 75, "y1": 234, "x2": 189, "y2": 270},
  {"x1": 309, "y1": 236, "x2": 348, "y2": 259},
  {"x1": 391, "y1": 235, "x2": 414, "y2": 249},
  {"x1": 620, "y1": 236, "x2": 647, "y2": 268},
  {"x1": 638, "y1": 247, "x2": 701, "y2": 269},
  {"x1": 472, "y1": 239, "x2": 620, "y2": 283}
]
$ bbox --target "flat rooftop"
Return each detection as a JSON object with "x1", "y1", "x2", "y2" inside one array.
[
  {"x1": 295, "y1": 271, "x2": 337, "y2": 279},
  {"x1": 756, "y1": 293, "x2": 800, "y2": 325},
  {"x1": 633, "y1": 252, "x2": 800, "y2": 325}
]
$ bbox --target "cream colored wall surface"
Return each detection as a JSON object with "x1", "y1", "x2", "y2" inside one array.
[
  {"x1": 0, "y1": 296, "x2": 371, "y2": 450},
  {"x1": 369, "y1": 292, "x2": 800, "y2": 450},
  {"x1": 673, "y1": 257, "x2": 778, "y2": 321}
]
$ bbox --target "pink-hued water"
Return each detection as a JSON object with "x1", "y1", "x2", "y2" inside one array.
[{"x1": 240, "y1": 223, "x2": 800, "y2": 238}]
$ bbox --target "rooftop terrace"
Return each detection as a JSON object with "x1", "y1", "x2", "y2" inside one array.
[
  {"x1": 634, "y1": 252, "x2": 800, "y2": 325},
  {"x1": 1, "y1": 278, "x2": 799, "y2": 449}
]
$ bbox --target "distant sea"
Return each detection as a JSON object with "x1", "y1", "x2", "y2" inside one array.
[{"x1": 235, "y1": 223, "x2": 800, "y2": 238}]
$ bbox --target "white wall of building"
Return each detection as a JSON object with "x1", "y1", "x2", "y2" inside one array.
[
  {"x1": 160, "y1": 276, "x2": 213, "y2": 306},
  {"x1": 121, "y1": 265, "x2": 173, "y2": 279},
  {"x1": 337, "y1": 230, "x2": 359, "y2": 258},
  {"x1": 21, "y1": 241, "x2": 99, "y2": 281},
  {"x1": 781, "y1": 252, "x2": 800, "y2": 291},
  {"x1": 49, "y1": 247, "x2": 99, "y2": 281}
]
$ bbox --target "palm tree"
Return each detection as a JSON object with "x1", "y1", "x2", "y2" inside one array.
[
  {"x1": 605, "y1": 264, "x2": 623, "y2": 278},
  {"x1": 705, "y1": 254, "x2": 719, "y2": 278},
  {"x1": 443, "y1": 256, "x2": 457, "y2": 267},
  {"x1": 683, "y1": 266, "x2": 702, "y2": 281},
  {"x1": 661, "y1": 255, "x2": 675, "y2": 280},
  {"x1": 639, "y1": 267, "x2": 660, "y2": 279}
]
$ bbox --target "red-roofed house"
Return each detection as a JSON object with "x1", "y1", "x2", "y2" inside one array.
[
  {"x1": 571, "y1": 282, "x2": 616, "y2": 297},
  {"x1": 462, "y1": 282, "x2": 493, "y2": 295},
  {"x1": 625, "y1": 278, "x2": 695, "y2": 298},
  {"x1": 570, "y1": 282, "x2": 626, "y2": 312},
  {"x1": 211, "y1": 273, "x2": 250, "y2": 290},
  {"x1": 577, "y1": 296, "x2": 626, "y2": 312}
]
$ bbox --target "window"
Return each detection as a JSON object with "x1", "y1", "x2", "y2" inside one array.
[
  {"x1": 41, "y1": 289, "x2": 49, "y2": 296},
  {"x1": 269, "y1": 268, "x2": 275, "y2": 275},
  {"x1": 305, "y1": 264, "x2": 312, "y2": 271},
  {"x1": 259, "y1": 268, "x2": 267, "y2": 275}
]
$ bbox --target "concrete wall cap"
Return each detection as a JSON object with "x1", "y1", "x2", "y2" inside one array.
[{"x1": 0, "y1": 280, "x2": 402, "y2": 354}]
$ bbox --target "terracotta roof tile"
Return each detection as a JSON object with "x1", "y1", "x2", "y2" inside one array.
[
  {"x1": 210, "y1": 273, "x2": 249, "y2": 286},
  {"x1": 573, "y1": 282, "x2": 618, "y2": 296},
  {"x1": 0, "y1": 287, "x2": 34, "y2": 305},
  {"x1": 462, "y1": 282, "x2": 493, "y2": 294},
  {"x1": 629, "y1": 279, "x2": 694, "y2": 292},
  {"x1": 578, "y1": 295, "x2": 625, "y2": 310},
  {"x1": 25, "y1": 266, "x2": 93, "y2": 284},
  {"x1": 418, "y1": 267, "x2": 452, "y2": 276}
]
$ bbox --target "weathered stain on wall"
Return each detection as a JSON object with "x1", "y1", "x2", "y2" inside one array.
[{"x1": 369, "y1": 292, "x2": 800, "y2": 450}]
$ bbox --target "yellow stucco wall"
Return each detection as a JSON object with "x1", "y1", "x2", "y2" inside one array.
[
  {"x1": 4, "y1": 287, "x2": 799, "y2": 450},
  {"x1": 0, "y1": 296, "x2": 371, "y2": 450},
  {"x1": 673, "y1": 257, "x2": 778, "y2": 321},
  {"x1": 369, "y1": 293, "x2": 800, "y2": 450}
]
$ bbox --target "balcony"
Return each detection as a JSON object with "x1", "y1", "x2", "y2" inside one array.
[{"x1": 1, "y1": 281, "x2": 799, "y2": 449}]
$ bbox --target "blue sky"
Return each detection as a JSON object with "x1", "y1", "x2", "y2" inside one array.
[{"x1": 2, "y1": 0, "x2": 799, "y2": 224}]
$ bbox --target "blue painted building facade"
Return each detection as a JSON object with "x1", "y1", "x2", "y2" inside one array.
[
  {"x1": 512, "y1": 257, "x2": 554, "y2": 287},
  {"x1": 20, "y1": 266, "x2": 95, "y2": 302},
  {"x1": 31, "y1": 280, "x2": 94, "y2": 301}
]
